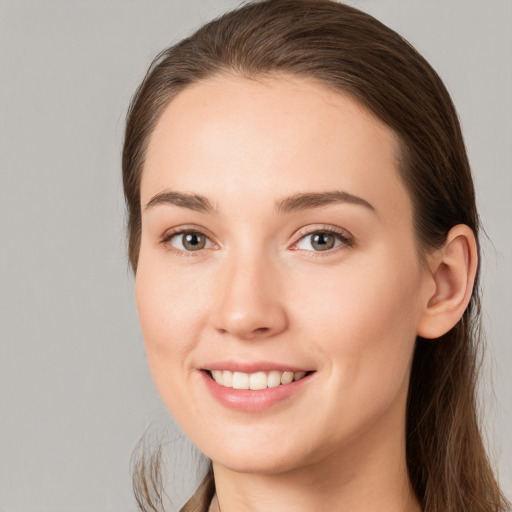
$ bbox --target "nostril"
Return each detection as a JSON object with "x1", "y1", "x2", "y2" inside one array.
[{"x1": 211, "y1": 298, "x2": 288, "y2": 340}]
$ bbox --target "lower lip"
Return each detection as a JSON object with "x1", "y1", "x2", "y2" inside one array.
[{"x1": 200, "y1": 371, "x2": 314, "y2": 412}]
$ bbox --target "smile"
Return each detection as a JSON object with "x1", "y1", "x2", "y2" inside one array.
[
  {"x1": 208, "y1": 370, "x2": 308, "y2": 390},
  {"x1": 200, "y1": 366, "x2": 315, "y2": 411}
]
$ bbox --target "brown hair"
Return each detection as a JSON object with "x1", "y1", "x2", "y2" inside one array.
[{"x1": 123, "y1": 1, "x2": 509, "y2": 511}]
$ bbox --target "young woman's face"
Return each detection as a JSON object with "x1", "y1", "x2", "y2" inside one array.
[{"x1": 136, "y1": 76, "x2": 431, "y2": 475}]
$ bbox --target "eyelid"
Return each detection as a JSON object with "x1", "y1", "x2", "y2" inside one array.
[
  {"x1": 158, "y1": 223, "x2": 354, "y2": 255},
  {"x1": 290, "y1": 225, "x2": 355, "y2": 252},
  {"x1": 159, "y1": 225, "x2": 218, "y2": 254}
]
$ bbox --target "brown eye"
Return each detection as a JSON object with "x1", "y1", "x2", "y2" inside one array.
[
  {"x1": 169, "y1": 231, "x2": 210, "y2": 251},
  {"x1": 295, "y1": 230, "x2": 351, "y2": 252},
  {"x1": 310, "y1": 233, "x2": 336, "y2": 251}
]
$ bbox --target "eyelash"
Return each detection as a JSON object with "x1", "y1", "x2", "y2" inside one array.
[
  {"x1": 159, "y1": 225, "x2": 355, "y2": 256},
  {"x1": 159, "y1": 227, "x2": 215, "y2": 257},
  {"x1": 291, "y1": 225, "x2": 355, "y2": 254}
]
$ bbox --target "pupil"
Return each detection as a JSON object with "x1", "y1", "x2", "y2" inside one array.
[
  {"x1": 312, "y1": 233, "x2": 334, "y2": 251},
  {"x1": 183, "y1": 233, "x2": 205, "y2": 250}
]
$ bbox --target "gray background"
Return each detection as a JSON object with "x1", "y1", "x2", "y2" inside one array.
[{"x1": 0, "y1": 1, "x2": 510, "y2": 511}]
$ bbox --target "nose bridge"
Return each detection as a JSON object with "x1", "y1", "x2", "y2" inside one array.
[{"x1": 212, "y1": 244, "x2": 287, "y2": 339}]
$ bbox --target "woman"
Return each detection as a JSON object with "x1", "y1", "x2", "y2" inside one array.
[{"x1": 122, "y1": 1, "x2": 510, "y2": 511}]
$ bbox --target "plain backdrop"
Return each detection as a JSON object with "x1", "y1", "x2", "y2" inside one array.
[{"x1": 0, "y1": 1, "x2": 511, "y2": 511}]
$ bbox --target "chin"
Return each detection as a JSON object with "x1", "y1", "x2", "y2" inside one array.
[
  {"x1": 211, "y1": 451, "x2": 302, "y2": 476},
  {"x1": 199, "y1": 430, "x2": 316, "y2": 476}
]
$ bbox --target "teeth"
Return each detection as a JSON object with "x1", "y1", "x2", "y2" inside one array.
[
  {"x1": 211, "y1": 370, "x2": 223, "y2": 385},
  {"x1": 209, "y1": 369, "x2": 308, "y2": 389},
  {"x1": 267, "y1": 371, "x2": 282, "y2": 388},
  {"x1": 222, "y1": 370, "x2": 233, "y2": 387},
  {"x1": 281, "y1": 371, "x2": 293, "y2": 384},
  {"x1": 232, "y1": 372, "x2": 250, "y2": 390},
  {"x1": 249, "y1": 371, "x2": 267, "y2": 390}
]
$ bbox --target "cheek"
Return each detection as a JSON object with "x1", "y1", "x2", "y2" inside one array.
[
  {"x1": 299, "y1": 250, "x2": 423, "y2": 406},
  {"x1": 134, "y1": 251, "x2": 209, "y2": 396}
]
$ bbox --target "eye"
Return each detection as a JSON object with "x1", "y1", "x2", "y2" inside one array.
[
  {"x1": 165, "y1": 231, "x2": 213, "y2": 252},
  {"x1": 294, "y1": 230, "x2": 352, "y2": 252}
]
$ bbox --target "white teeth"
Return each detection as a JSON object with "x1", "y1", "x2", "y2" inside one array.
[
  {"x1": 211, "y1": 370, "x2": 223, "y2": 385},
  {"x1": 281, "y1": 371, "x2": 293, "y2": 385},
  {"x1": 249, "y1": 372, "x2": 268, "y2": 390},
  {"x1": 232, "y1": 372, "x2": 250, "y2": 390},
  {"x1": 267, "y1": 371, "x2": 282, "y2": 388},
  {"x1": 209, "y1": 369, "x2": 309, "y2": 389},
  {"x1": 222, "y1": 370, "x2": 233, "y2": 387}
]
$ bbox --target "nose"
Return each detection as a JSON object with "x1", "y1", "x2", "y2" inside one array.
[{"x1": 211, "y1": 252, "x2": 288, "y2": 341}]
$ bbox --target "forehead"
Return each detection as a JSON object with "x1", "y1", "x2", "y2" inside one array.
[{"x1": 142, "y1": 74, "x2": 410, "y2": 223}]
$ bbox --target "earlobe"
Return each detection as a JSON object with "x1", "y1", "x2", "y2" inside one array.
[{"x1": 417, "y1": 225, "x2": 478, "y2": 339}]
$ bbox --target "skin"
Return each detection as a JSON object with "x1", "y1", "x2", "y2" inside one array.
[{"x1": 135, "y1": 75, "x2": 477, "y2": 512}]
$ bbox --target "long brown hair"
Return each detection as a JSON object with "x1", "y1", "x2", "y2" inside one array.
[{"x1": 123, "y1": 1, "x2": 509, "y2": 511}]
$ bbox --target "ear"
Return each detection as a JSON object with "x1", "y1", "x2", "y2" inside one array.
[{"x1": 417, "y1": 224, "x2": 478, "y2": 339}]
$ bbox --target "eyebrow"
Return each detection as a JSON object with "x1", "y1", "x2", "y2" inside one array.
[
  {"x1": 145, "y1": 191, "x2": 217, "y2": 214},
  {"x1": 144, "y1": 190, "x2": 375, "y2": 215},
  {"x1": 275, "y1": 191, "x2": 376, "y2": 215}
]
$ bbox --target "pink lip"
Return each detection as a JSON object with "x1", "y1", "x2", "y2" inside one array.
[
  {"x1": 199, "y1": 369, "x2": 315, "y2": 412},
  {"x1": 203, "y1": 360, "x2": 310, "y2": 373}
]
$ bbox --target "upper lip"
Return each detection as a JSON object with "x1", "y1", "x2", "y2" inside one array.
[{"x1": 201, "y1": 361, "x2": 313, "y2": 373}]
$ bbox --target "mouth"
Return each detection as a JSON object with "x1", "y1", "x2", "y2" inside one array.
[
  {"x1": 199, "y1": 366, "x2": 316, "y2": 411},
  {"x1": 203, "y1": 369, "x2": 313, "y2": 390}
]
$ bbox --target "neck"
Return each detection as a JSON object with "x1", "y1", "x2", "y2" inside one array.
[{"x1": 211, "y1": 406, "x2": 420, "y2": 512}]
